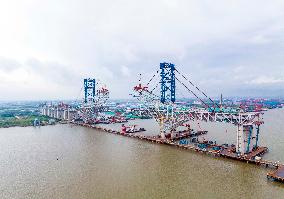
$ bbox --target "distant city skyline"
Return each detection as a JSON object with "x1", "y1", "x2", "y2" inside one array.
[{"x1": 0, "y1": 0, "x2": 284, "y2": 100}]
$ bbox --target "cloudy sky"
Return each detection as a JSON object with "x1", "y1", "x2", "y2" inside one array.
[{"x1": 0, "y1": 0, "x2": 284, "y2": 100}]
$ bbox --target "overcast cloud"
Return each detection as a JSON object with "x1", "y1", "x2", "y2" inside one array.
[{"x1": 0, "y1": 0, "x2": 284, "y2": 100}]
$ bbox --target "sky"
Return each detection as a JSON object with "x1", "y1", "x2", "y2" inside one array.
[{"x1": 0, "y1": 0, "x2": 284, "y2": 100}]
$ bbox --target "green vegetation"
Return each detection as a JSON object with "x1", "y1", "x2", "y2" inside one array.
[
  {"x1": 0, "y1": 115, "x2": 51, "y2": 128},
  {"x1": 0, "y1": 101, "x2": 51, "y2": 128}
]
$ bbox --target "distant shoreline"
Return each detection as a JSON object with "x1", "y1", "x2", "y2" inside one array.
[{"x1": 0, "y1": 115, "x2": 56, "y2": 129}]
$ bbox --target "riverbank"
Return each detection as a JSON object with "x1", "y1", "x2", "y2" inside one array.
[{"x1": 0, "y1": 115, "x2": 53, "y2": 128}]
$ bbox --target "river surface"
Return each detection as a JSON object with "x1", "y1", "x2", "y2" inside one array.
[{"x1": 1, "y1": 109, "x2": 284, "y2": 199}]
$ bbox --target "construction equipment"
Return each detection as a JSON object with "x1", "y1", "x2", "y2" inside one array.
[
  {"x1": 133, "y1": 62, "x2": 264, "y2": 155},
  {"x1": 80, "y1": 78, "x2": 110, "y2": 123}
]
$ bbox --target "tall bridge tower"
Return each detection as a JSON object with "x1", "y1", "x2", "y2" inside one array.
[
  {"x1": 81, "y1": 78, "x2": 109, "y2": 123},
  {"x1": 159, "y1": 62, "x2": 176, "y2": 139},
  {"x1": 160, "y1": 62, "x2": 176, "y2": 103},
  {"x1": 237, "y1": 122, "x2": 262, "y2": 155},
  {"x1": 84, "y1": 78, "x2": 96, "y2": 104}
]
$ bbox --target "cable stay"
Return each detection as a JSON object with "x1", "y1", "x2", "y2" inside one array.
[
  {"x1": 175, "y1": 68, "x2": 220, "y2": 109},
  {"x1": 175, "y1": 76, "x2": 212, "y2": 110},
  {"x1": 146, "y1": 70, "x2": 159, "y2": 86},
  {"x1": 150, "y1": 81, "x2": 159, "y2": 94}
]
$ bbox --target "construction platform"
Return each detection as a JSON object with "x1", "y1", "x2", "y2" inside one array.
[
  {"x1": 220, "y1": 146, "x2": 268, "y2": 161},
  {"x1": 73, "y1": 122, "x2": 284, "y2": 183},
  {"x1": 267, "y1": 166, "x2": 284, "y2": 183},
  {"x1": 153, "y1": 130, "x2": 208, "y2": 141}
]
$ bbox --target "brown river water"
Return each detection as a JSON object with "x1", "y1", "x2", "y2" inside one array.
[{"x1": 1, "y1": 109, "x2": 284, "y2": 199}]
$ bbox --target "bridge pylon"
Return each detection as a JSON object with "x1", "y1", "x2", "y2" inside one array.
[
  {"x1": 237, "y1": 124, "x2": 258, "y2": 155},
  {"x1": 81, "y1": 78, "x2": 109, "y2": 123}
]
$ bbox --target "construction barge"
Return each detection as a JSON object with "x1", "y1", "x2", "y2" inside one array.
[
  {"x1": 73, "y1": 122, "x2": 284, "y2": 183},
  {"x1": 267, "y1": 166, "x2": 284, "y2": 183}
]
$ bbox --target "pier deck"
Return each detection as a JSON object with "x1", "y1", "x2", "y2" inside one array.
[
  {"x1": 220, "y1": 146, "x2": 268, "y2": 160},
  {"x1": 267, "y1": 166, "x2": 284, "y2": 182},
  {"x1": 160, "y1": 130, "x2": 208, "y2": 141}
]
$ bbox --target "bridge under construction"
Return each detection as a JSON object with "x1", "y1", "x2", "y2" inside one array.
[
  {"x1": 132, "y1": 62, "x2": 264, "y2": 156},
  {"x1": 42, "y1": 62, "x2": 284, "y2": 184}
]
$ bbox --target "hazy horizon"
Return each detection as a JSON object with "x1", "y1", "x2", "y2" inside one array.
[{"x1": 1, "y1": 0, "x2": 284, "y2": 100}]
